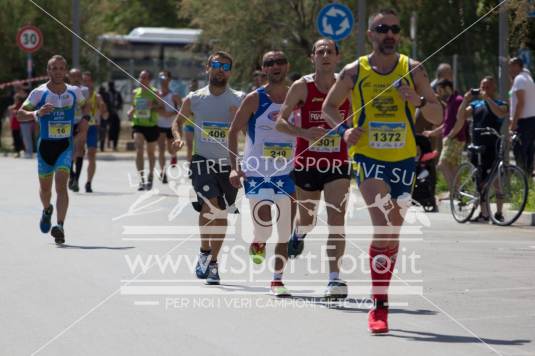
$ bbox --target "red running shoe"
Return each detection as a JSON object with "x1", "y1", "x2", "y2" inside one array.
[
  {"x1": 170, "y1": 157, "x2": 177, "y2": 166},
  {"x1": 368, "y1": 303, "x2": 389, "y2": 334}
]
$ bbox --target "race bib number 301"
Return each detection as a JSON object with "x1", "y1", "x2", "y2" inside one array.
[
  {"x1": 201, "y1": 121, "x2": 229, "y2": 143},
  {"x1": 263, "y1": 142, "x2": 293, "y2": 159},
  {"x1": 48, "y1": 121, "x2": 71, "y2": 139},
  {"x1": 369, "y1": 121, "x2": 406, "y2": 149},
  {"x1": 309, "y1": 132, "x2": 341, "y2": 153}
]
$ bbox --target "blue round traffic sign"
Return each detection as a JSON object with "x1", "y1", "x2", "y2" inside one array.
[{"x1": 316, "y1": 3, "x2": 354, "y2": 42}]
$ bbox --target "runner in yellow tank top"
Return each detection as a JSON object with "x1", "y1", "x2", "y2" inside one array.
[{"x1": 322, "y1": 8, "x2": 442, "y2": 334}]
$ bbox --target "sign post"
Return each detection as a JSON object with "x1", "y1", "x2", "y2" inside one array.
[
  {"x1": 316, "y1": 3, "x2": 354, "y2": 43},
  {"x1": 17, "y1": 25, "x2": 43, "y2": 80}
]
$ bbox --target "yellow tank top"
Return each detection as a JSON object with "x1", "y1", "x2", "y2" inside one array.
[{"x1": 349, "y1": 54, "x2": 417, "y2": 162}]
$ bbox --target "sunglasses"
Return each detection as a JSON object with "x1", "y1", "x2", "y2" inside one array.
[
  {"x1": 374, "y1": 24, "x2": 401, "y2": 34},
  {"x1": 263, "y1": 58, "x2": 288, "y2": 67},
  {"x1": 210, "y1": 61, "x2": 232, "y2": 72}
]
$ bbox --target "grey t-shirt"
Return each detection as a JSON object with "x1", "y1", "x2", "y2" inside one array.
[{"x1": 188, "y1": 85, "x2": 244, "y2": 163}]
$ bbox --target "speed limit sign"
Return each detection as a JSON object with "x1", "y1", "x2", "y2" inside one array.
[{"x1": 17, "y1": 25, "x2": 43, "y2": 53}]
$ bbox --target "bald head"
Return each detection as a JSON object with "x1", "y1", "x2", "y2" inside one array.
[
  {"x1": 68, "y1": 68, "x2": 82, "y2": 86},
  {"x1": 436, "y1": 63, "x2": 452, "y2": 81}
]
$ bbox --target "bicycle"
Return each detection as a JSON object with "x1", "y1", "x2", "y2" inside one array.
[{"x1": 450, "y1": 127, "x2": 528, "y2": 226}]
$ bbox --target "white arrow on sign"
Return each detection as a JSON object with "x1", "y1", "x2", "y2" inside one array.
[
  {"x1": 326, "y1": 7, "x2": 346, "y2": 18},
  {"x1": 336, "y1": 18, "x2": 350, "y2": 35},
  {"x1": 322, "y1": 17, "x2": 334, "y2": 35}
]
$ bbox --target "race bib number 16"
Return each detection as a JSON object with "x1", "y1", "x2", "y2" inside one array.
[{"x1": 48, "y1": 121, "x2": 71, "y2": 139}]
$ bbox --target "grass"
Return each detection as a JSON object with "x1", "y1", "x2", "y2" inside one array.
[{"x1": 521, "y1": 181, "x2": 535, "y2": 212}]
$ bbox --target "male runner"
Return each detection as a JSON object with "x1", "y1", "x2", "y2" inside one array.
[
  {"x1": 81, "y1": 71, "x2": 108, "y2": 192},
  {"x1": 172, "y1": 51, "x2": 244, "y2": 285},
  {"x1": 128, "y1": 70, "x2": 161, "y2": 191},
  {"x1": 276, "y1": 38, "x2": 351, "y2": 299},
  {"x1": 67, "y1": 68, "x2": 89, "y2": 192},
  {"x1": 17, "y1": 55, "x2": 87, "y2": 244},
  {"x1": 229, "y1": 50, "x2": 295, "y2": 297},
  {"x1": 157, "y1": 70, "x2": 182, "y2": 183},
  {"x1": 322, "y1": 9, "x2": 442, "y2": 333}
]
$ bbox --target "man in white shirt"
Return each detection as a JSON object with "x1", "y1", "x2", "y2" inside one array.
[{"x1": 509, "y1": 57, "x2": 535, "y2": 176}]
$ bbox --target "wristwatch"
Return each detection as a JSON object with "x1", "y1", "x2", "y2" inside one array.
[{"x1": 416, "y1": 96, "x2": 427, "y2": 108}]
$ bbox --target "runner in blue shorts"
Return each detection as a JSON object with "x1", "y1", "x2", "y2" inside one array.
[
  {"x1": 229, "y1": 50, "x2": 296, "y2": 297},
  {"x1": 17, "y1": 55, "x2": 87, "y2": 244}
]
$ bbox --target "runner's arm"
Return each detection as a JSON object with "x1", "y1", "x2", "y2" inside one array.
[
  {"x1": 97, "y1": 94, "x2": 109, "y2": 120},
  {"x1": 510, "y1": 90, "x2": 525, "y2": 131},
  {"x1": 323, "y1": 61, "x2": 363, "y2": 146},
  {"x1": 127, "y1": 90, "x2": 135, "y2": 120},
  {"x1": 228, "y1": 92, "x2": 258, "y2": 171},
  {"x1": 275, "y1": 79, "x2": 306, "y2": 137},
  {"x1": 172, "y1": 97, "x2": 191, "y2": 142},
  {"x1": 411, "y1": 60, "x2": 443, "y2": 125}
]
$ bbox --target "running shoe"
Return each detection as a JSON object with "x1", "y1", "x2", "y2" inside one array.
[
  {"x1": 368, "y1": 301, "x2": 389, "y2": 334},
  {"x1": 288, "y1": 231, "x2": 305, "y2": 258},
  {"x1": 71, "y1": 180, "x2": 79, "y2": 193},
  {"x1": 249, "y1": 242, "x2": 266, "y2": 264},
  {"x1": 161, "y1": 172, "x2": 168, "y2": 184},
  {"x1": 195, "y1": 251, "x2": 211, "y2": 279},
  {"x1": 146, "y1": 175, "x2": 154, "y2": 190},
  {"x1": 51, "y1": 225, "x2": 65, "y2": 245},
  {"x1": 85, "y1": 182, "x2": 93, "y2": 193},
  {"x1": 324, "y1": 280, "x2": 348, "y2": 300},
  {"x1": 205, "y1": 263, "x2": 220, "y2": 285},
  {"x1": 270, "y1": 280, "x2": 291, "y2": 297},
  {"x1": 39, "y1": 205, "x2": 54, "y2": 233},
  {"x1": 137, "y1": 180, "x2": 145, "y2": 191},
  {"x1": 170, "y1": 157, "x2": 177, "y2": 166}
]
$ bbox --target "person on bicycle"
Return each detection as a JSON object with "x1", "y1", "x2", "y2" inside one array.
[{"x1": 455, "y1": 76, "x2": 508, "y2": 221}]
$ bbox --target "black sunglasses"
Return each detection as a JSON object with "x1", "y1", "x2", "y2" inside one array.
[
  {"x1": 263, "y1": 58, "x2": 288, "y2": 67},
  {"x1": 374, "y1": 24, "x2": 401, "y2": 34}
]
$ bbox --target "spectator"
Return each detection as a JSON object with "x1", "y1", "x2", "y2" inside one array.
[
  {"x1": 8, "y1": 94, "x2": 25, "y2": 157},
  {"x1": 98, "y1": 85, "x2": 109, "y2": 151},
  {"x1": 106, "y1": 81, "x2": 123, "y2": 151},
  {"x1": 456, "y1": 76, "x2": 508, "y2": 221},
  {"x1": 430, "y1": 63, "x2": 453, "y2": 91},
  {"x1": 509, "y1": 57, "x2": 535, "y2": 177},
  {"x1": 423, "y1": 79, "x2": 464, "y2": 192}
]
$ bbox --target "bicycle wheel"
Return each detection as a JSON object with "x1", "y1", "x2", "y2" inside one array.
[
  {"x1": 450, "y1": 162, "x2": 479, "y2": 223},
  {"x1": 486, "y1": 164, "x2": 528, "y2": 226}
]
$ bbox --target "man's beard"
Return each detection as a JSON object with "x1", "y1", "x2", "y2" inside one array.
[
  {"x1": 209, "y1": 76, "x2": 227, "y2": 87},
  {"x1": 268, "y1": 73, "x2": 285, "y2": 84},
  {"x1": 378, "y1": 39, "x2": 397, "y2": 55}
]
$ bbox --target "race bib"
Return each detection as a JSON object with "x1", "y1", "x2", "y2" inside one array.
[
  {"x1": 263, "y1": 142, "x2": 293, "y2": 159},
  {"x1": 135, "y1": 98, "x2": 151, "y2": 119},
  {"x1": 309, "y1": 132, "x2": 341, "y2": 153},
  {"x1": 369, "y1": 121, "x2": 406, "y2": 149},
  {"x1": 201, "y1": 121, "x2": 229, "y2": 143},
  {"x1": 48, "y1": 121, "x2": 72, "y2": 139}
]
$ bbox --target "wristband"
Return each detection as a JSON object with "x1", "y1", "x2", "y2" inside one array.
[
  {"x1": 33, "y1": 111, "x2": 39, "y2": 121},
  {"x1": 336, "y1": 123, "x2": 349, "y2": 137}
]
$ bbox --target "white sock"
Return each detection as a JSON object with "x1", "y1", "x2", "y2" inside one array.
[{"x1": 329, "y1": 272, "x2": 340, "y2": 281}]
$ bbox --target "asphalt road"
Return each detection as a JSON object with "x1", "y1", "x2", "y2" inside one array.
[{"x1": 1, "y1": 156, "x2": 534, "y2": 356}]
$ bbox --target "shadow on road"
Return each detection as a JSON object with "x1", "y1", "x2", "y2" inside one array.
[
  {"x1": 288, "y1": 295, "x2": 437, "y2": 315},
  {"x1": 388, "y1": 329, "x2": 531, "y2": 346},
  {"x1": 56, "y1": 244, "x2": 135, "y2": 250},
  {"x1": 79, "y1": 192, "x2": 134, "y2": 197}
]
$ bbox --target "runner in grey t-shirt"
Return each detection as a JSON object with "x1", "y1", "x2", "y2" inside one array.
[{"x1": 172, "y1": 51, "x2": 244, "y2": 286}]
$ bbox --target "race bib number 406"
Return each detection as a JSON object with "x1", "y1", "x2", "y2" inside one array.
[
  {"x1": 263, "y1": 142, "x2": 293, "y2": 159},
  {"x1": 368, "y1": 121, "x2": 406, "y2": 149},
  {"x1": 201, "y1": 121, "x2": 229, "y2": 143},
  {"x1": 309, "y1": 132, "x2": 341, "y2": 153},
  {"x1": 48, "y1": 121, "x2": 71, "y2": 139}
]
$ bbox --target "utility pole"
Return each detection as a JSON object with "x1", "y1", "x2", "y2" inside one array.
[
  {"x1": 357, "y1": 0, "x2": 366, "y2": 57},
  {"x1": 72, "y1": 0, "x2": 80, "y2": 68},
  {"x1": 410, "y1": 12, "x2": 417, "y2": 59},
  {"x1": 498, "y1": 0, "x2": 509, "y2": 99}
]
